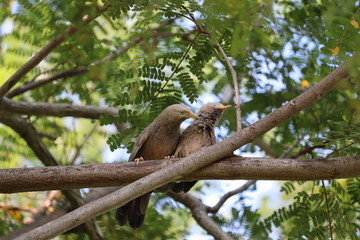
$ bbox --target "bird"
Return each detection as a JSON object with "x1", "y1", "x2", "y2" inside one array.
[
  {"x1": 170, "y1": 103, "x2": 231, "y2": 193},
  {"x1": 115, "y1": 104, "x2": 199, "y2": 229}
]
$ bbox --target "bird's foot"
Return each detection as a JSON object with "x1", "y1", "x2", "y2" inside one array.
[
  {"x1": 164, "y1": 155, "x2": 175, "y2": 159},
  {"x1": 134, "y1": 157, "x2": 144, "y2": 166}
]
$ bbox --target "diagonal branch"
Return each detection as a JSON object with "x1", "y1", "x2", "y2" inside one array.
[
  {"x1": 168, "y1": 191, "x2": 232, "y2": 240},
  {"x1": 5, "y1": 67, "x2": 88, "y2": 98},
  {"x1": 5, "y1": 21, "x2": 177, "y2": 98},
  {"x1": 0, "y1": 3, "x2": 113, "y2": 98},
  {"x1": 14, "y1": 56, "x2": 353, "y2": 239},
  {"x1": 0, "y1": 34, "x2": 68, "y2": 98},
  {"x1": 0, "y1": 98, "x2": 118, "y2": 119}
]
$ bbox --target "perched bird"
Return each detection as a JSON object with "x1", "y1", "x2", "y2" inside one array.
[
  {"x1": 171, "y1": 103, "x2": 231, "y2": 193},
  {"x1": 115, "y1": 104, "x2": 198, "y2": 229}
]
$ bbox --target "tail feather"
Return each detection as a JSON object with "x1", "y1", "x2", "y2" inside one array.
[
  {"x1": 115, "y1": 203, "x2": 130, "y2": 226},
  {"x1": 116, "y1": 194, "x2": 151, "y2": 229}
]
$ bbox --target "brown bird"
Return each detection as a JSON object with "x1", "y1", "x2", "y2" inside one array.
[
  {"x1": 171, "y1": 103, "x2": 231, "y2": 193},
  {"x1": 115, "y1": 104, "x2": 198, "y2": 229}
]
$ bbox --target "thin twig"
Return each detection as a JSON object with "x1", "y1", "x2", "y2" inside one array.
[
  {"x1": 165, "y1": 6, "x2": 242, "y2": 129},
  {"x1": 0, "y1": 202, "x2": 36, "y2": 213},
  {"x1": 69, "y1": 124, "x2": 98, "y2": 165},
  {"x1": 215, "y1": 41, "x2": 241, "y2": 130},
  {"x1": 28, "y1": 61, "x2": 67, "y2": 83},
  {"x1": 207, "y1": 180, "x2": 256, "y2": 213},
  {"x1": 324, "y1": 139, "x2": 360, "y2": 159},
  {"x1": 279, "y1": 138, "x2": 301, "y2": 158},
  {"x1": 321, "y1": 180, "x2": 334, "y2": 240},
  {"x1": 140, "y1": 32, "x2": 200, "y2": 117}
]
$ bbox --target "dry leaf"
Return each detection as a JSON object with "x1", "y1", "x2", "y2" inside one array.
[
  {"x1": 331, "y1": 46, "x2": 340, "y2": 56},
  {"x1": 301, "y1": 79, "x2": 310, "y2": 87},
  {"x1": 350, "y1": 19, "x2": 359, "y2": 29}
]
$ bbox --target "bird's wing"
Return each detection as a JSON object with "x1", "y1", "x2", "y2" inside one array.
[{"x1": 128, "y1": 124, "x2": 152, "y2": 162}]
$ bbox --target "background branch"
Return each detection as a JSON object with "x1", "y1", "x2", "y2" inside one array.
[
  {"x1": 0, "y1": 187, "x2": 118, "y2": 240},
  {"x1": 168, "y1": 192, "x2": 233, "y2": 240},
  {"x1": 0, "y1": 98, "x2": 118, "y2": 119},
  {"x1": 215, "y1": 41, "x2": 242, "y2": 129},
  {"x1": 207, "y1": 180, "x2": 256, "y2": 214},
  {"x1": 0, "y1": 114, "x2": 103, "y2": 239},
  {"x1": 5, "y1": 21, "x2": 177, "y2": 99},
  {"x1": 0, "y1": 34, "x2": 68, "y2": 98}
]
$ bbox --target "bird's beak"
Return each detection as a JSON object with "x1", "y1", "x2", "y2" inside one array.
[
  {"x1": 218, "y1": 105, "x2": 232, "y2": 111},
  {"x1": 188, "y1": 112, "x2": 199, "y2": 119}
]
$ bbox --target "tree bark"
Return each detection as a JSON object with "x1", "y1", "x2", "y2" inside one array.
[
  {"x1": 1, "y1": 156, "x2": 359, "y2": 193},
  {"x1": 0, "y1": 98, "x2": 118, "y2": 119}
]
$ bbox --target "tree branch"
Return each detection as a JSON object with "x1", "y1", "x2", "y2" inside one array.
[
  {"x1": 5, "y1": 21, "x2": 177, "y2": 99},
  {"x1": 0, "y1": 34, "x2": 67, "y2": 98},
  {"x1": 1, "y1": 156, "x2": 359, "y2": 193},
  {"x1": 0, "y1": 114, "x2": 103, "y2": 239},
  {"x1": 5, "y1": 67, "x2": 88, "y2": 98},
  {"x1": 0, "y1": 187, "x2": 118, "y2": 240},
  {"x1": 215, "y1": 41, "x2": 242, "y2": 130},
  {"x1": 207, "y1": 180, "x2": 256, "y2": 214},
  {"x1": 13, "y1": 57, "x2": 353, "y2": 239},
  {"x1": 0, "y1": 98, "x2": 118, "y2": 119},
  {"x1": 168, "y1": 192, "x2": 232, "y2": 240}
]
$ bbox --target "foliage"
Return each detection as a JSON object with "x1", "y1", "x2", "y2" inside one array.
[
  {"x1": 264, "y1": 180, "x2": 360, "y2": 240},
  {"x1": 0, "y1": 0, "x2": 360, "y2": 239}
]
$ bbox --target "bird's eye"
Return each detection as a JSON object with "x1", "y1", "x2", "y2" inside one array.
[{"x1": 180, "y1": 111, "x2": 185, "y2": 114}]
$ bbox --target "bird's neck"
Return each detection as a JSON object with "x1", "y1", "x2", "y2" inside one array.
[
  {"x1": 196, "y1": 110, "x2": 222, "y2": 129},
  {"x1": 155, "y1": 117, "x2": 183, "y2": 134}
]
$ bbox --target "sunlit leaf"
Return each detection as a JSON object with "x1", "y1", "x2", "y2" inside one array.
[
  {"x1": 331, "y1": 46, "x2": 340, "y2": 56},
  {"x1": 350, "y1": 19, "x2": 359, "y2": 29},
  {"x1": 301, "y1": 79, "x2": 310, "y2": 87}
]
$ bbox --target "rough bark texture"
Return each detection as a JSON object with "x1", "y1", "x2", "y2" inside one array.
[{"x1": 1, "y1": 156, "x2": 359, "y2": 193}]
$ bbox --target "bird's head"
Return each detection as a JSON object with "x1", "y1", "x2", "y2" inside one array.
[
  {"x1": 162, "y1": 104, "x2": 199, "y2": 121},
  {"x1": 197, "y1": 103, "x2": 231, "y2": 127}
]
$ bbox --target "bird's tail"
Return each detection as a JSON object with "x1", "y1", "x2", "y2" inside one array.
[{"x1": 115, "y1": 193, "x2": 151, "y2": 229}]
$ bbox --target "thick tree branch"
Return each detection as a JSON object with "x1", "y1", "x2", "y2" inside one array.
[
  {"x1": 1, "y1": 156, "x2": 359, "y2": 193},
  {"x1": 0, "y1": 98, "x2": 118, "y2": 119},
  {"x1": 168, "y1": 192, "x2": 232, "y2": 240},
  {"x1": 14, "y1": 57, "x2": 353, "y2": 239}
]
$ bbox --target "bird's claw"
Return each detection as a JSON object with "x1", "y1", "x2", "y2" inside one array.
[
  {"x1": 164, "y1": 155, "x2": 175, "y2": 159},
  {"x1": 134, "y1": 157, "x2": 144, "y2": 166}
]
